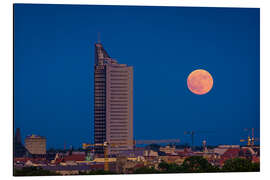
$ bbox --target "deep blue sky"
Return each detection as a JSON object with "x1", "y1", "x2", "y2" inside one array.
[{"x1": 14, "y1": 4, "x2": 260, "y2": 149}]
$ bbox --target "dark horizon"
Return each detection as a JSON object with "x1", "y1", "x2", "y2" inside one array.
[{"x1": 14, "y1": 4, "x2": 260, "y2": 149}]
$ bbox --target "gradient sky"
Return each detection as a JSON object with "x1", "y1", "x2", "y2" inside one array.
[{"x1": 14, "y1": 4, "x2": 260, "y2": 149}]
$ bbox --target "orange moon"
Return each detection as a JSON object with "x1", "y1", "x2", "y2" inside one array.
[{"x1": 187, "y1": 69, "x2": 213, "y2": 95}]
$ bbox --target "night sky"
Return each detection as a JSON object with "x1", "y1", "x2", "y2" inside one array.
[{"x1": 14, "y1": 4, "x2": 260, "y2": 149}]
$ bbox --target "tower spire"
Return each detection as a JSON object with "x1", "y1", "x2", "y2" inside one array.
[{"x1": 15, "y1": 128, "x2": 22, "y2": 144}]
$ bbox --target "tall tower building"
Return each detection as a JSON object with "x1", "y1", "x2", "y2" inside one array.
[{"x1": 94, "y1": 42, "x2": 133, "y2": 155}]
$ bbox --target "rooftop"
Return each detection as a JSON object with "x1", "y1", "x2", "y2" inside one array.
[{"x1": 26, "y1": 134, "x2": 46, "y2": 139}]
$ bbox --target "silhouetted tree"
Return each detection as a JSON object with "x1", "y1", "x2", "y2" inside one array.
[
  {"x1": 181, "y1": 156, "x2": 218, "y2": 173},
  {"x1": 14, "y1": 167, "x2": 60, "y2": 176},
  {"x1": 222, "y1": 158, "x2": 258, "y2": 172},
  {"x1": 252, "y1": 162, "x2": 260, "y2": 172},
  {"x1": 158, "y1": 161, "x2": 170, "y2": 170},
  {"x1": 133, "y1": 167, "x2": 160, "y2": 174},
  {"x1": 158, "y1": 161, "x2": 182, "y2": 173}
]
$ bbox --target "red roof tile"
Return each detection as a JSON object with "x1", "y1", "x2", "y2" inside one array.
[{"x1": 64, "y1": 154, "x2": 85, "y2": 162}]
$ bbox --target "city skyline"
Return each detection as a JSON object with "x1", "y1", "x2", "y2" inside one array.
[{"x1": 14, "y1": 4, "x2": 260, "y2": 149}]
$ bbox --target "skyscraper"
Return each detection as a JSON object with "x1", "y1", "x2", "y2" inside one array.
[{"x1": 94, "y1": 42, "x2": 133, "y2": 155}]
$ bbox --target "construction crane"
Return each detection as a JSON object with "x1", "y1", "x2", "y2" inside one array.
[
  {"x1": 82, "y1": 139, "x2": 180, "y2": 151},
  {"x1": 82, "y1": 142, "x2": 120, "y2": 171},
  {"x1": 82, "y1": 139, "x2": 180, "y2": 171},
  {"x1": 134, "y1": 139, "x2": 180, "y2": 145},
  {"x1": 184, "y1": 131, "x2": 195, "y2": 150},
  {"x1": 240, "y1": 128, "x2": 259, "y2": 147},
  {"x1": 184, "y1": 131, "x2": 214, "y2": 151}
]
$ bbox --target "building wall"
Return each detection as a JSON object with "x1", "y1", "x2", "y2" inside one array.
[
  {"x1": 106, "y1": 64, "x2": 133, "y2": 154},
  {"x1": 94, "y1": 64, "x2": 107, "y2": 153},
  {"x1": 25, "y1": 136, "x2": 46, "y2": 155}
]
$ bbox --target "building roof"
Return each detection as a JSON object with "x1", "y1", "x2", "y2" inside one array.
[
  {"x1": 64, "y1": 154, "x2": 86, "y2": 162},
  {"x1": 219, "y1": 148, "x2": 241, "y2": 165},
  {"x1": 118, "y1": 150, "x2": 144, "y2": 157},
  {"x1": 214, "y1": 148, "x2": 229, "y2": 155},
  {"x1": 14, "y1": 157, "x2": 47, "y2": 163},
  {"x1": 26, "y1": 134, "x2": 46, "y2": 139},
  {"x1": 222, "y1": 148, "x2": 240, "y2": 158},
  {"x1": 241, "y1": 147, "x2": 256, "y2": 156}
]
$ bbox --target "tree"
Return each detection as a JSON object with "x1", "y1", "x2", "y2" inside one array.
[
  {"x1": 158, "y1": 161, "x2": 170, "y2": 170},
  {"x1": 14, "y1": 167, "x2": 60, "y2": 176},
  {"x1": 158, "y1": 161, "x2": 182, "y2": 173},
  {"x1": 133, "y1": 167, "x2": 160, "y2": 174},
  {"x1": 222, "y1": 158, "x2": 257, "y2": 172},
  {"x1": 181, "y1": 156, "x2": 218, "y2": 173},
  {"x1": 252, "y1": 162, "x2": 260, "y2": 172}
]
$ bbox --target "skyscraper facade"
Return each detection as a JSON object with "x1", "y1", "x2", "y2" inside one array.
[{"x1": 94, "y1": 42, "x2": 133, "y2": 155}]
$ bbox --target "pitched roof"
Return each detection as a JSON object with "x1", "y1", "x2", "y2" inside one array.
[
  {"x1": 64, "y1": 154, "x2": 85, "y2": 162},
  {"x1": 222, "y1": 148, "x2": 240, "y2": 158}
]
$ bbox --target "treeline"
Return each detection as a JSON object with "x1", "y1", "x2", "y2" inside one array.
[
  {"x1": 13, "y1": 156, "x2": 259, "y2": 176},
  {"x1": 134, "y1": 156, "x2": 260, "y2": 174},
  {"x1": 14, "y1": 167, "x2": 60, "y2": 176}
]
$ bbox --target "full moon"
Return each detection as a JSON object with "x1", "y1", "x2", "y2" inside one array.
[{"x1": 187, "y1": 69, "x2": 213, "y2": 95}]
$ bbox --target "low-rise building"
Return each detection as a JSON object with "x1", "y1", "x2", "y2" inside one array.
[
  {"x1": 144, "y1": 150, "x2": 158, "y2": 157},
  {"x1": 159, "y1": 146, "x2": 176, "y2": 154},
  {"x1": 25, "y1": 135, "x2": 46, "y2": 155}
]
